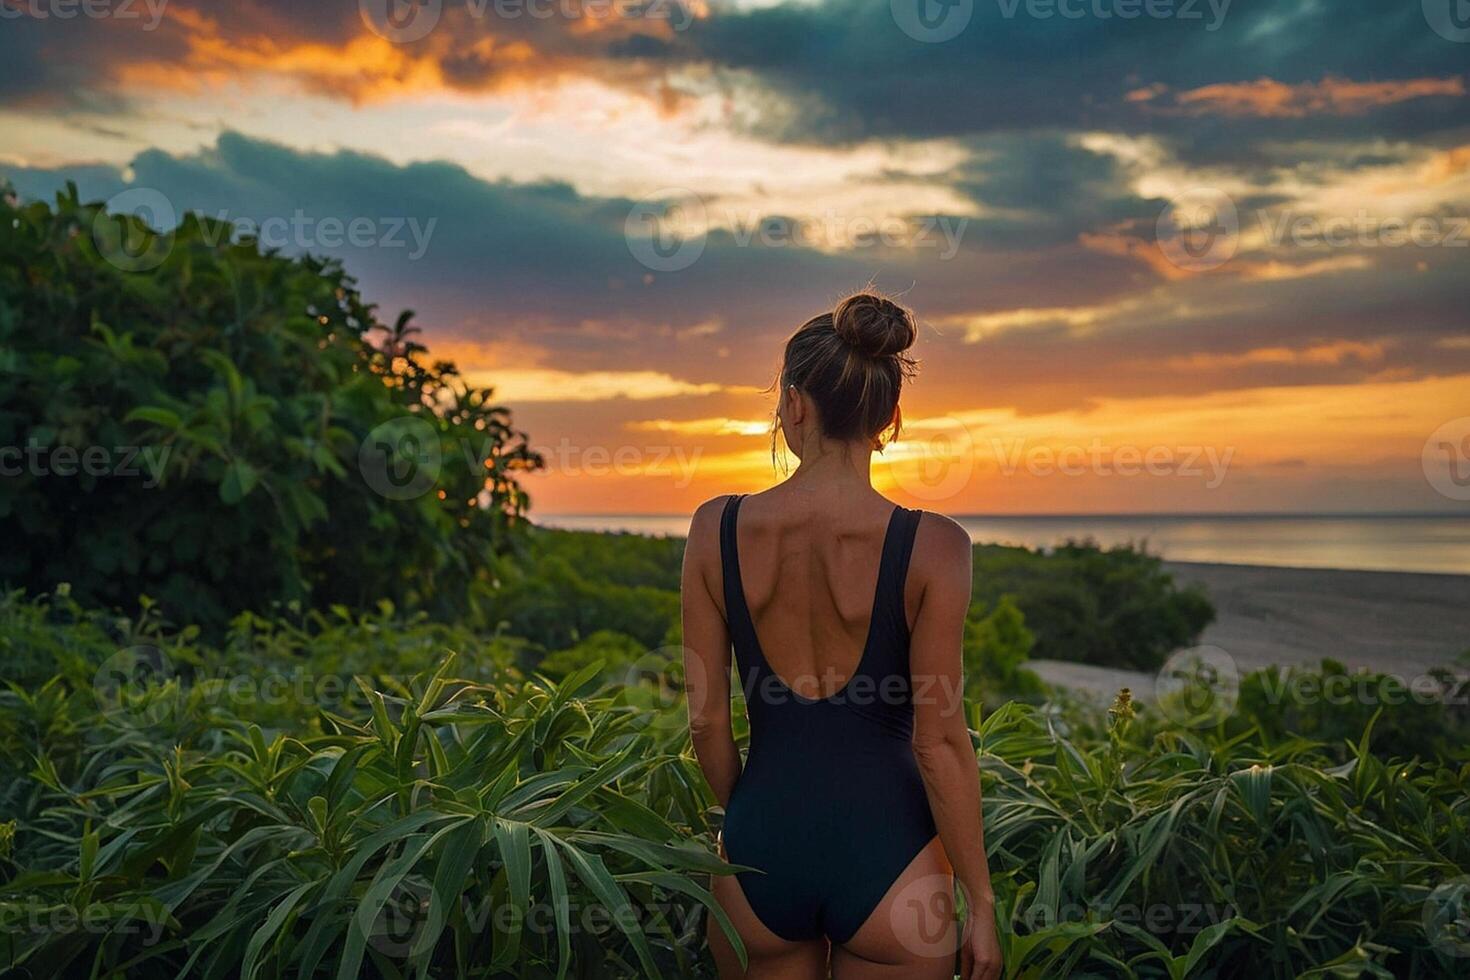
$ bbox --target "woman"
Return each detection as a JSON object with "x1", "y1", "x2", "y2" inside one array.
[{"x1": 681, "y1": 292, "x2": 1003, "y2": 980}]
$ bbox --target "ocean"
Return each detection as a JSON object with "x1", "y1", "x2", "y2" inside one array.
[{"x1": 536, "y1": 513, "x2": 1470, "y2": 575}]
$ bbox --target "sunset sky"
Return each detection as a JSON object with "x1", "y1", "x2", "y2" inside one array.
[{"x1": 3, "y1": 0, "x2": 1468, "y2": 514}]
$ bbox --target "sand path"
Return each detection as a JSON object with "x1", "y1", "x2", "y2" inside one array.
[{"x1": 1028, "y1": 561, "x2": 1470, "y2": 701}]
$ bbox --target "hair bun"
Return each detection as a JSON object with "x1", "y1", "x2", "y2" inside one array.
[{"x1": 832, "y1": 292, "x2": 917, "y2": 359}]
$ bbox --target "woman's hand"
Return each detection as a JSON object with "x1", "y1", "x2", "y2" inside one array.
[{"x1": 959, "y1": 907, "x2": 1003, "y2": 980}]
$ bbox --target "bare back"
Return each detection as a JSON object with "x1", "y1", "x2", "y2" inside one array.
[{"x1": 721, "y1": 485, "x2": 919, "y2": 701}]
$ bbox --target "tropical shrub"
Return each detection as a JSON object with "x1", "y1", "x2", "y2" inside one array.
[
  {"x1": 0, "y1": 187, "x2": 541, "y2": 630},
  {"x1": 483, "y1": 548, "x2": 680, "y2": 655},
  {"x1": 977, "y1": 692, "x2": 1470, "y2": 977},
  {"x1": 972, "y1": 541, "x2": 1215, "y2": 670},
  {"x1": 0, "y1": 654, "x2": 735, "y2": 979},
  {"x1": 1232, "y1": 659, "x2": 1470, "y2": 763},
  {"x1": 964, "y1": 596, "x2": 1044, "y2": 708},
  {"x1": 2, "y1": 592, "x2": 1467, "y2": 978}
]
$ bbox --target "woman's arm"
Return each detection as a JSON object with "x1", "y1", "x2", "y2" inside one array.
[
  {"x1": 908, "y1": 515, "x2": 1002, "y2": 980},
  {"x1": 681, "y1": 497, "x2": 740, "y2": 808}
]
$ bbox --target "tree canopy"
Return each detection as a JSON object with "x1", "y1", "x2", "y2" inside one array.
[{"x1": 0, "y1": 185, "x2": 541, "y2": 628}]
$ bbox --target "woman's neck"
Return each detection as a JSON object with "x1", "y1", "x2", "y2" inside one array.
[{"x1": 787, "y1": 439, "x2": 874, "y2": 492}]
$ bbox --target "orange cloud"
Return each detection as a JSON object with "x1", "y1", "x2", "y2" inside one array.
[
  {"x1": 1147, "y1": 76, "x2": 1464, "y2": 118},
  {"x1": 111, "y1": 6, "x2": 694, "y2": 104},
  {"x1": 630, "y1": 417, "x2": 772, "y2": 436},
  {"x1": 1421, "y1": 144, "x2": 1470, "y2": 183},
  {"x1": 1165, "y1": 340, "x2": 1391, "y2": 371},
  {"x1": 465, "y1": 368, "x2": 734, "y2": 403},
  {"x1": 1235, "y1": 255, "x2": 1374, "y2": 281},
  {"x1": 524, "y1": 372, "x2": 1470, "y2": 515}
]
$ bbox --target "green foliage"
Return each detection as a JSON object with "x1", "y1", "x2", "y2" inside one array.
[
  {"x1": 484, "y1": 531, "x2": 682, "y2": 654},
  {"x1": 972, "y1": 540, "x2": 1215, "y2": 670},
  {"x1": 517, "y1": 530, "x2": 685, "y2": 593},
  {"x1": 1, "y1": 593, "x2": 1466, "y2": 977},
  {"x1": 0, "y1": 598, "x2": 734, "y2": 978},
  {"x1": 486, "y1": 553, "x2": 679, "y2": 656},
  {"x1": 0, "y1": 186, "x2": 541, "y2": 629},
  {"x1": 537, "y1": 631, "x2": 652, "y2": 682},
  {"x1": 977, "y1": 691, "x2": 1469, "y2": 977},
  {"x1": 964, "y1": 596, "x2": 1044, "y2": 708},
  {"x1": 1232, "y1": 659, "x2": 1470, "y2": 763}
]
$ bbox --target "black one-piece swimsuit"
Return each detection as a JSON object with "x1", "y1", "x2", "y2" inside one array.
[{"x1": 718, "y1": 494, "x2": 939, "y2": 943}]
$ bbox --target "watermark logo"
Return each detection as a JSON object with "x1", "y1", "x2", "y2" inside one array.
[
  {"x1": 360, "y1": 0, "x2": 442, "y2": 42},
  {"x1": 1154, "y1": 644, "x2": 1239, "y2": 727},
  {"x1": 92, "y1": 188, "x2": 176, "y2": 273},
  {"x1": 892, "y1": 0, "x2": 973, "y2": 42},
  {"x1": 1, "y1": 898, "x2": 169, "y2": 946},
  {"x1": 888, "y1": 872, "x2": 961, "y2": 959},
  {"x1": 1424, "y1": 0, "x2": 1470, "y2": 42},
  {"x1": 535, "y1": 437, "x2": 704, "y2": 488},
  {"x1": 92, "y1": 188, "x2": 438, "y2": 271},
  {"x1": 93, "y1": 645, "x2": 175, "y2": 727},
  {"x1": 1423, "y1": 417, "x2": 1470, "y2": 502},
  {"x1": 625, "y1": 188, "x2": 707, "y2": 273},
  {"x1": 1014, "y1": 897, "x2": 1236, "y2": 935},
  {"x1": 619, "y1": 645, "x2": 702, "y2": 732},
  {"x1": 995, "y1": 0, "x2": 1231, "y2": 30},
  {"x1": 0, "y1": 443, "x2": 169, "y2": 486},
  {"x1": 0, "y1": 0, "x2": 169, "y2": 29},
  {"x1": 1424, "y1": 875, "x2": 1470, "y2": 958},
  {"x1": 1157, "y1": 187, "x2": 1238, "y2": 272},
  {"x1": 360, "y1": 0, "x2": 694, "y2": 41},
  {"x1": 885, "y1": 416, "x2": 977, "y2": 501},
  {"x1": 728, "y1": 212, "x2": 968, "y2": 259},
  {"x1": 989, "y1": 438, "x2": 1234, "y2": 488},
  {"x1": 359, "y1": 417, "x2": 442, "y2": 500},
  {"x1": 365, "y1": 874, "x2": 441, "y2": 958},
  {"x1": 1250, "y1": 666, "x2": 1468, "y2": 711},
  {"x1": 1257, "y1": 211, "x2": 1468, "y2": 249},
  {"x1": 626, "y1": 196, "x2": 968, "y2": 272}
]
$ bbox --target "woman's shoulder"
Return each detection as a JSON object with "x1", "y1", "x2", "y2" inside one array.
[
  {"x1": 689, "y1": 494, "x2": 738, "y2": 527},
  {"x1": 911, "y1": 511, "x2": 972, "y2": 573},
  {"x1": 685, "y1": 494, "x2": 738, "y2": 552}
]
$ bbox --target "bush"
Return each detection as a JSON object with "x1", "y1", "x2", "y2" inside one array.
[
  {"x1": 976, "y1": 692, "x2": 1469, "y2": 977},
  {"x1": 0, "y1": 657, "x2": 728, "y2": 978},
  {"x1": 972, "y1": 540, "x2": 1214, "y2": 670},
  {"x1": 2, "y1": 595, "x2": 1466, "y2": 978},
  {"x1": 1231, "y1": 659, "x2": 1470, "y2": 762},
  {"x1": 483, "y1": 545, "x2": 680, "y2": 655},
  {"x1": 0, "y1": 186, "x2": 541, "y2": 630},
  {"x1": 964, "y1": 596, "x2": 1045, "y2": 708}
]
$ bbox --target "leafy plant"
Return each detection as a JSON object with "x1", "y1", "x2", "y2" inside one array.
[
  {"x1": 0, "y1": 651, "x2": 739, "y2": 978},
  {"x1": 0, "y1": 186, "x2": 541, "y2": 630},
  {"x1": 971, "y1": 540, "x2": 1215, "y2": 670},
  {"x1": 964, "y1": 595, "x2": 1044, "y2": 708},
  {"x1": 2, "y1": 589, "x2": 1467, "y2": 977}
]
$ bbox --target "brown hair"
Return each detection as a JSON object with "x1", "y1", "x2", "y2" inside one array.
[{"x1": 778, "y1": 291, "x2": 919, "y2": 450}]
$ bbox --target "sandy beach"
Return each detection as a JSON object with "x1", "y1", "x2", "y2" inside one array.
[{"x1": 1029, "y1": 561, "x2": 1470, "y2": 699}]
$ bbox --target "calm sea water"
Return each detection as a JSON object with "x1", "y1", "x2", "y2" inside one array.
[{"x1": 536, "y1": 513, "x2": 1470, "y2": 575}]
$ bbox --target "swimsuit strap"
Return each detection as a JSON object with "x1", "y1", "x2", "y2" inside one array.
[
  {"x1": 871, "y1": 505, "x2": 924, "y2": 650},
  {"x1": 718, "y1": 494, "x2": 762, "y2": 659}
]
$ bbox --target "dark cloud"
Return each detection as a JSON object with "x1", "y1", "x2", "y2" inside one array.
[
  {"x1": 943, "y1": 133, "x2": 1160, "y2": 246},
  {"x1": 3, "y1": 132, "x2": 868, "y2": 377},
  {"x1": 0, "y1": 0, "x2": 691, "y2": 108},
  {"x1": 7, "y1": 130, "x2": 1466, "y2": 416},
  {"x1": 3, "y1": 0, "x2": 1464, "y2": 228},
  {"x1": 672, "y1": 0, "x2": 1469, "y2": 149}
]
